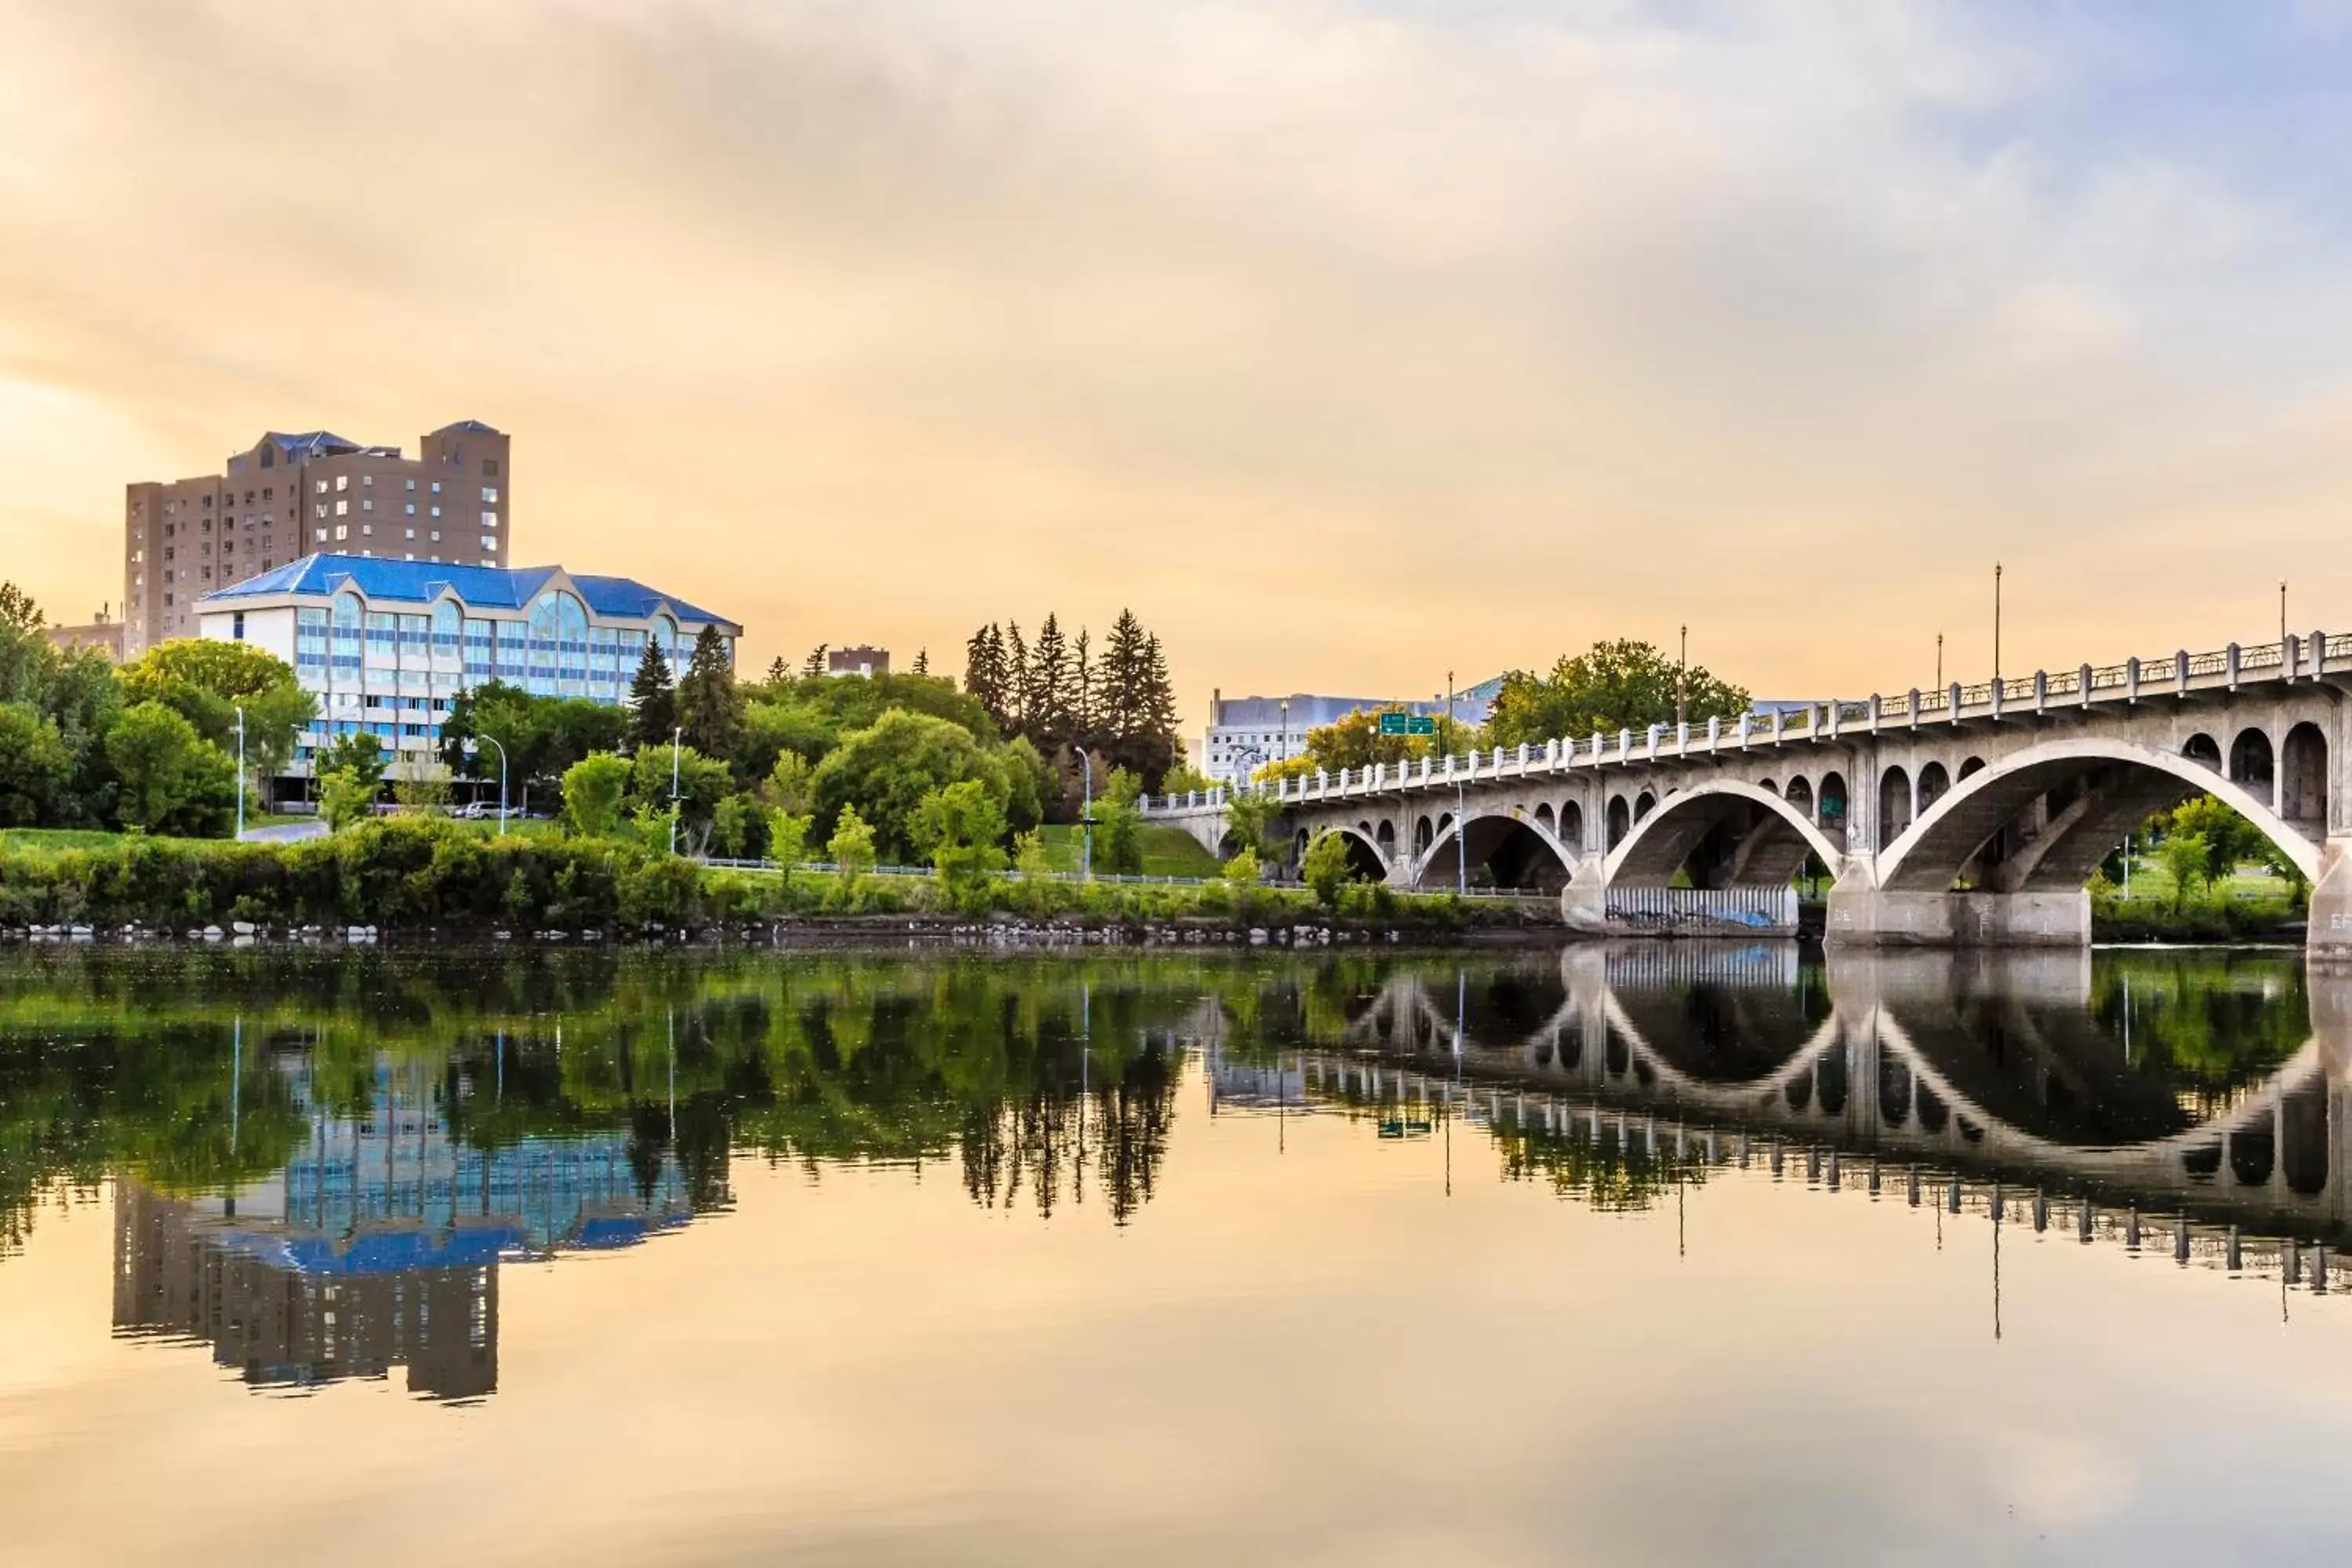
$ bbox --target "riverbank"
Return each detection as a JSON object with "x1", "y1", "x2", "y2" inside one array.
[{"x1": 0, "y1": 818, "x2": 1552, "y2": 942}]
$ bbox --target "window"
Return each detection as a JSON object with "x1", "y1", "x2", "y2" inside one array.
[
  {"x1": 405, "y1": 477, "x2": 416, "y2": 492},
  {"x1": 430, "y1": 506, "x2": 441, "y2": 518},
  {"x1": 335, "y1": 524, "x2": 348, "y2": 541},
  {"x1": 480, "y1": 557, "x2": 495, "y2": 568},
  {"x1": 480, "y1": 534, "x2": 498, "y2": 550},
  {"x1": 430, "y1": 531, "x2": 441, "y2": 543},
  {"x1": 231, "y1": 612, "x2": 245, "y2": 641},
  {"x1": 335, "y1": 499, "x2": 348, "y2": 517},
  {"x1": 243, "y1": 490, "x2": 255, "y2": 503},
  {"x1": 314, "y1": 503, "x2": 326, "y2": 520},
  {"x1": 405, "y1": 503, "x2": 416, "y2": 516},
  {"x1": 430, "y1": 481, "x2": 441, "y2": 494},
  {"x1": 481, "y1": 510, "x2": 497, "y2": 528},
  {"x1": 361, "y1": 524, "x2": 372, "y2": 537},
  {"x1": 361, "y1": 499, "x2": 373, "y2": 513},
  {"x1": 405, "y1": 528, "x2": 415, "y2": 540},
  {"x1": 315, "y1": 528, "x2": 328, "y2": 543},
  {"x1": 263, "y1": 487, "x2": 272, "y2": 500},
  {"x1": 336, "y1": 475, "x2": 349, "y2": 492},
  {"x1": 483, "y1": 458, "x2": 499, "y2": 477},
  {"x1": 362, "y1": 474, "x2": 373, "y2": 487},
  {"x1": 481, "y1": 486, "x2": 499, "y2": 503},
  {"x1": 315, "y1": 480, "x2": 328, "y2": 495}
]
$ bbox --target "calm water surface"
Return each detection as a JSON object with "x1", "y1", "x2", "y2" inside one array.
[{"x1": 2, "y1": 942, "x2": 2349, "y2": 1565}]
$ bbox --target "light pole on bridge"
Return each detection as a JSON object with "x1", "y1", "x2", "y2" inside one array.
[{"x1": 1993, "y1": 563, "x2": 2004, "y2": 684}]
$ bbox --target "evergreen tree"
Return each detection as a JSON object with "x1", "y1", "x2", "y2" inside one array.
[
  {"x1": 627, "y1": 638, "x2": 676, "y2": 753},
  {"x1": 1071, "y1": 629, "x2": 1092, "y2": 739},
  {"x1": 1137, "y1": 633, "x2": 1181, "y2": 781},
  {"x1": 1094, "y1": 608, "x2": 1149, "y2": 753},
  {"x1": 677, "y1": 623, "x2": 745, "y2": 764},
  {"x1": 766, "y1": 655, "x2": 789, "y2": 684},
  {"x1": 964, "y1": 623, "x2": 1008, "y2": 730},
  {"x1": 912, "y1": 648, "x2": 928, "y2": 677},
  {"x1": 1003, "y1": 621, "x2": 1029, "y2": 735},
  {"x1": 1025, "y1": 613, "x2": 1069, "y2": 746},
  {"x1": 803, "y1": 644, "x2": 829, "y2": 679}
]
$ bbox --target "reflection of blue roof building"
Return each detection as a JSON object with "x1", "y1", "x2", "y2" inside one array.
[
  {"x1": 192, "y1": 554, "x2": 739, "y2": 775},
  {"x1": 112, "y1": 1058, "x2": 704, "y2": 1402}
]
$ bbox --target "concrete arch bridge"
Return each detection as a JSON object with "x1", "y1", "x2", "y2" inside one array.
[{"x1": 1147, "y1": 631, "x2": 2352, "y2": 953}]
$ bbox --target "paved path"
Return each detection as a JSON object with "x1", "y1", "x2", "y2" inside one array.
[{"x1": 238, "y1": 820, "x2": 330, "y2": 845}]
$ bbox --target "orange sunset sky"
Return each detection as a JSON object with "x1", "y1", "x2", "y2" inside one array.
[{"x1": 5, "y1": 2, "x2": 2350, "y2": 726}]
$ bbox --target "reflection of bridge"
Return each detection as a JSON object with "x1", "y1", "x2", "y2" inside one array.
[
  {"x1": 1144, "y1": 631, "x2": 2352, "y2": 953},
  {"x1": 112, "y1": 1056, "x2": 700, "y2": 1401},
  {"x1": 1218, "y1": 949, "x2": 2352, "y2": 1284}
]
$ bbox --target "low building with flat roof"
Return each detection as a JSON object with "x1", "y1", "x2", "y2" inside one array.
[
  {"x1": 44, "y1": 606, "x2": 125, "y2": 662},
  {"x1": 195, "y1": 554, "x2": 738, "y2": 778},
  {"x1": 1200, "y1": 684, "x2": 1497, "y2": 785}
]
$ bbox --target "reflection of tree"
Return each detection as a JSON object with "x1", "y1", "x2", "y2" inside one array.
[
  {"x1": 2090, "y1": 952, "x2": 2307, "y2": 1111},
  {"x1": 1495, "y1": 1123, "x2": 1703, "y2": 1212}
]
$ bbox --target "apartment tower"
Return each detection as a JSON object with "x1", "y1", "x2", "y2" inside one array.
[{"x1": 123, "y1": 419, "x2": 511, "y2": 657}]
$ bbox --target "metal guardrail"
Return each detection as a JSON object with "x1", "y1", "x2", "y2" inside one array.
[
  {"x1": 699, "y1": 857, "x2": 1552, "y2": 900},
  {"x1": 1143, "y1": 627, "x2": 2346, "y2": 818}
]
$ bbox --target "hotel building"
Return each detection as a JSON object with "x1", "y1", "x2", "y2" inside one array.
[{"x1": 196, "y1": 554, "x2": 739, "y2": 777}]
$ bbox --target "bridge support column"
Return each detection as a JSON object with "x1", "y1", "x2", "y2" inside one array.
[
  {"x1": 1559, "y1": 858, "x2": 1608, "y2": 934},
  {"x1": 1825, "y1": 886, "x2": 2090, "y2": 949},
  {"x1": 2307, "y1": 837, "x2": 2352, "y2": 962}
]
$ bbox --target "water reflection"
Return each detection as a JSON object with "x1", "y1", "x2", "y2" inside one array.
[{"x1": 0, "y1": 943, "x2": 2345, "y2": 1406}]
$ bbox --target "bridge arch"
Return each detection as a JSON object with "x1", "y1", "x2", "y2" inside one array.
[
  {"x1": 2183, "y1": 732, "x2": 2222, "y2": 771},
  {"x1": 1875, "y1": 736, "x2": 2323, "y2": 894},
  {"x1": 1316, "y1": 824, "x2": 1389, "y2": 881},
  {"x1": 1880, "y1": 765, "x2": 1913, "y2": 842},
  {"x1": 1602, "y1": 779, "x2": 1844, "y2": 888},
  {"x1": 2283, "y1": 722, "x2": 2328, "y2": 833},
  {"x1": 1407, "y1": 809, "x2": 1579, "y2": 891}
]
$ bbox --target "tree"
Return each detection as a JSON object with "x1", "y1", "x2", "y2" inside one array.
[
  {"x1": 1024, "y1": 614, "x2": 1069, "y2": 746},
  {"x1": 103, "y1": 702, "x2": 237, "y2": 837},
  {"x1": 2158, "y1": 831, "x2": 2209, "y2": 914},
  {"x1": 390, "y1": 756, "x2": 451, "y2": 816},
  {"x1": 1088, "y1": 609, "x2": 1181, "y2": 785},
  {"x1": 0, "y1": 583, "x2": 49, "y2": 706},
  {"x1": 765, "y1": 750, "x2": 816, "y2": 815},
  {"x1": 1225, "y1": 845, "x2": 1262, "y2": 911},
  {"x1": 2167, "y1": 795, "x2": 2268, "y2": 887},
  {"x1": 810, "y1": 708, "x2": 1019, "y2": 862},
  {"x1": 829, "y1": 805, "x2": 876, "y2": 892},
  {"x1": 627, "y1": 639, "x2": 676, "y2": 753},
  {"x1": 0, "y1": 705, "x2": 73, "y2": 826},
  {"x1": 1486, "y1": 639, "x2": 1749, "y2": 749},
  {"x1": 767, "y1": 655, "x2": 790, "y2": 684},
  {"x1": 317, "y1": 767, "x2": 376, "y2": 833},
  {"x1": 561, "y1": 752, "x2": 633, "y2": 838},
  {"x1": 677, "y1": 623, "x2": 746, "y2": 764},
  {"x1": 964, "y1": 623, "x2": 1010, "y2": 731},
  {"x1": 1302, "y1": 831, "x2": 1356, "y2": 907},
  {"x1": 315, "y1": 731, "x2": 387, "y2": 791},
  {"x1": 627, "y1": 745, "x2": 732, "y2": 853},
  {"x1": 803, "y1": 644, "x2": 830, "y2": 679},
  {"x1": 1092, "y1": 767, "x2": 1144, "y2": 874},
  {"x1": 120, "y1": 639, "x2": 316, "y2": 808},
  {"x1": 767, "y1": 809, "x2": 814, "y2": 867},
  {"x1": 911, "y1": 648, "x2": 928, "y2": 677},
  {"x1": 913, "y1": 779, "x2": 1011, "y2": 906},
  {"x1": 1003, "y1": 621, "x2": 1029, "y2": 733},
  {"x1": 1223, "y1": 789, "x2": 1284, "y2": 862}
]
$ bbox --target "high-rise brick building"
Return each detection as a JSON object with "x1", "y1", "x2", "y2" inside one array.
[{"x1": 123, "y1": 419, "x2": 510, "y2": 658}]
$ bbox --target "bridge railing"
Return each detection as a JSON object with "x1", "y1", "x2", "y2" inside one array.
[{"x1": 1603, "y1": 884, "x2": 1798, "y2": 931}]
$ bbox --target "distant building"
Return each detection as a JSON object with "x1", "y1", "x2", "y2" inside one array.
[
  {"x1": 124, "y1": 419, "x2": 513, "y2": 659},
  {"x1": 196, "y1": 554, "x2": 737, "y2": 779},
  {"x1": 827, "y1": 644, "x2": 890, "y2": 678},
  {"x1": 44, "y1": 604, "x2": 124, "y2": 662},
  {"x1": 1200, "y1": 684, "x2": 1497, "y2": 786}
]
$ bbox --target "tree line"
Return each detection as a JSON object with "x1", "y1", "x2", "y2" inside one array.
[{"x1": 963, "y1": 609, "x2": 1183, "y2": 789}]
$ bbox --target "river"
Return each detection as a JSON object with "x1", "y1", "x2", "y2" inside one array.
[{"x1": 0, "y1": 942, "x2": 2346, "y2": 1564}]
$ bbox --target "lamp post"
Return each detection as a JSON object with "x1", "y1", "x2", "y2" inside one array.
[
  {"x1": 234, "y1": 706, "x2": 246, "y2": 840},
  {"x1": 1676, "y1": 625, "x2": 1688, "y2": 731},
  {"x1": 466, "y1": 735, "x2": 509, "y2": 836},
  {"x1": 1993, "y1": 562, "x2": 2003, "y2": 684},
  {"x1": 670, "y1": 725, "x2": 684, "y2": 855},
  {"x1": 1448, "y1": 670, "x2": 1465, "y2": 896},
  {"x1": 1073, "y1": 743, "x2": 1094, "y2": 880},
  {"x1": 1279, "y1": 698, "x2": 1289, "y2": 768}
]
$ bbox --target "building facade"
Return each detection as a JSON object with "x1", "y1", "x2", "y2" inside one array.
[
  {"x1": 43, "y1": 605, "x2": 125, "y2": 662},
  {"x1": 125, "y1": 420, "x2": 513, "y2": 658},
  {"x1": 827, "y1": 644, "x2": 890, "y2": 678},
  {"x1": 1200, "y1": 686, "x2": 1497, "y2": 785},
  {"x1": 195, "y1": 554, "x2": 738, "y2": 778}
]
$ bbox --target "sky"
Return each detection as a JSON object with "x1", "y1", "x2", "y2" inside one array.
[{"x1": 5, "y1": 1, "x2": 2352, "y2": 724}]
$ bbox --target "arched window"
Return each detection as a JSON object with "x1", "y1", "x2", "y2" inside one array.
[
  {"x1": 1818, "y1": 772, "x2": 1848, "y2": 824},
  {"x1": 2229, "y1": 728, "x2": 2274, "y2": 793},
  {"x1": 651, "y1": 612, "x2": 679, "y2": 670},
  {"x1": 1559, "y1": 800, "x2": 1584, "y2": 850},
  {"x1": 431, "y1": 600, "x2": 460, "y2": 657},
  {"x1": 1917, "y1": 761, "x2": 1951, "y2": 812},
  {"x1": 2183, "y1": 734, "x2": 2222, "y2": 772},
  {"x1": 530, "y1": 590, "x2": 590, "y2": 694},
  {"x1": 1879, "y1": 766, "x2": 1912, "y2": 840},
  {"x1": 2283, "y1": 723, "x2": 2328, "y2": 832},
  {"x1": 1606, "y1": 795, "x2": 1632, "y2": 846}
]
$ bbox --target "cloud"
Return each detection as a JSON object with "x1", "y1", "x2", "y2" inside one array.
[{"x1": 2, "y1": 1, "x2": 2349, "y2": 708}]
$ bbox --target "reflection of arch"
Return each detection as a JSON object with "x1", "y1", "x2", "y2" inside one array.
[
  {"x1": 1878, "y1": 737, "x2": 2322, "y2": 892},
  {"x1": 2228, "y1": 728, "x2": 2274, "y2": 793},
  {"x1": 1409, "y1": 811, "x2": 1578, "y2": 891},
  {"x1": 1605, "y1": 779, "x2": 1844, "y2": 887},
  {"x1": 2282, "y1": 722, "x2": 2328, "y2": 832},
  {"x1": 2182, "y1": 733, "x2": 2221, "y2": 772},
  {"x1": 1879, "y1": 766, "x2": 1912, "y2": 841}
]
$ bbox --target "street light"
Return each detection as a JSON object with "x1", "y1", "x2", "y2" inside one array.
[
  {"x1": 1447, "y1": 670, "x2": 1465, "y2": 896},
  {"x1": 234, "y1": 705, "x2": 249, "y2": 840},
  {"x1": 1073, "y1": 743, "x2": 1094, "y2": 880},
  {"x1": 670, "y1": 725, "x2": 684, "y2": 855},
  {"x1": 465, "y1": 735, "x2": 509, "y2": 835}
]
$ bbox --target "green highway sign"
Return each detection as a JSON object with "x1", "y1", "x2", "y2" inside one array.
[{"x1": 1378, "y1": 713, "x2": 1438, "y2": 736}]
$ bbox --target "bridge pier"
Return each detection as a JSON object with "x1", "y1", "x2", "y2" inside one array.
[
  {"x1": 2308, "y1": 837, "x2": 2352, "y2": 962},
  {"x1": 1824, "y1": 884, "x2": 2091, "y2": 949}
]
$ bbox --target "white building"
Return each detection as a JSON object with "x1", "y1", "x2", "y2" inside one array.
[
  {"x1": 1200, "y1": 685, "x2": 1497, "y2": 786},
  {"x1": 196, "y1": 553, "x2": 739, "y2": 776}
]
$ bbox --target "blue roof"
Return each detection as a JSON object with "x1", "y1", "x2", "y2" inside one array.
[{"x1": 201, "y1": 554, "x2": 736, "y2": 630}]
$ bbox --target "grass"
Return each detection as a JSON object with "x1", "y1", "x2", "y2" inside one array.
[
  {"x1": 0, "y1": 827, "x2": 202, "y2": 854},
  {"x1": 1035, "y1": 823, "x2": 1223, "y2": 877},
  {"x1": 2102, "y1": 854, "x2": 2298, "y2": 908}
]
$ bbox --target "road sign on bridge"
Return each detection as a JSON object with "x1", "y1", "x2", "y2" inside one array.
[{"x1": 1379, "y1": 712, "x2": 1437, "y2": 737}]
